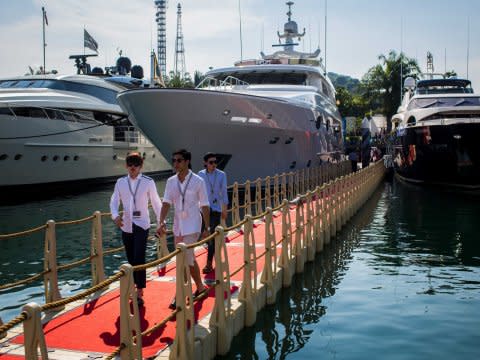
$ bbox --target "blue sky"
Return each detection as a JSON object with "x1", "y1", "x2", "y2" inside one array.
[{"x1": 1, "y1": 0, "x2": 479, "y2": 87}]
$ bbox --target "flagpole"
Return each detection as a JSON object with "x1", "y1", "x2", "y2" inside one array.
[{"x1": 42, "y1": 7, "x2": 46, "y2": 74}]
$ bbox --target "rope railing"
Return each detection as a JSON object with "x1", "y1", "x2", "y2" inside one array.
[{"x1": 1, "y1": 160, "x2": 374, "y2": 359}]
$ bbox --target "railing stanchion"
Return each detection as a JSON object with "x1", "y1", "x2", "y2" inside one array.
[
  {"x1": 238, "y1": 215, "x2": 257, "y2": 327},
  {"x1": 91, "y1": 211, "x2": 105, "y2": 286},
  {"x1": 261, "y1": 208, "x2": 278, "y2": 305},
  {"x1": 119, "y1": 264, "x2": 142, "y2": 360},
  {"x1": 23, "y1": 302, "x2": 48, "y2": 360},
  {"x1": 170, "y1": 243, "x2": 194, "y2": 360},
  {"x1": 210, "y1": 227, "x2": 233, "y2": 355},
  {"x1": 231, "y1": 182, "x2": 240, "y2": 225},
  {"x1": 44, "y1": 220, "x2": 63, "y2": 308}
]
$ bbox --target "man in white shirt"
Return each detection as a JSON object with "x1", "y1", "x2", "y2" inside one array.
[
  {"x1": 159, "y1": 149, "x2": 210, "y2": 308},
  {"x1": 110, "y1": 152, "x2": 162, "y2": 306},
  {"x1": 198, "y1": 152, "x2": 229, "y2": 274}
]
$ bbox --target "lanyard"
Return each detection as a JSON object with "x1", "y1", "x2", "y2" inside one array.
[
  {"x1": 177, "y1": 172, "x2": 193, "y2": 211},
  {"x1": 206, "y1": 170, "x2": 217, "y2": 197},
  {"x1": 127, "y1": 177, "x2": 141, "y2": 210}
]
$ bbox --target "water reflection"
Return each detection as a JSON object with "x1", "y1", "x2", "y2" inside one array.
[{"x1": 220, "y1": 185, "x2": 384, "y2": 359}]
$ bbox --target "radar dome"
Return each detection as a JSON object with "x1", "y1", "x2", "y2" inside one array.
[
  {"x1": 131, "y1": 65, "x2": 144, "y2": 79},
  {"x1": 284, "y1": 21, "x2": 298, "y2": 34},
  {"x1": 91, "y1": 67, "x2": 104, "y2": 75},
  {"x1": 116, "y1": 57, "x2": 132, "y2": 75}
]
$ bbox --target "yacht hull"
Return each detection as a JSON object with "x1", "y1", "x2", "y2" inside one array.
[
  {"x1": 118, "y1": 88, "x2": 343, "y2": 183},
  {"x1": 393, "y1": 123, "x2": 480, "y2": 189},
  {"x1": 0, "y1": 116, "x2": 171, "y2": 190}
]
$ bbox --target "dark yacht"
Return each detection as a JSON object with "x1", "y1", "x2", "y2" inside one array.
[{"x1": 391, "y1": 76, "x2": 480, "y2": 189}]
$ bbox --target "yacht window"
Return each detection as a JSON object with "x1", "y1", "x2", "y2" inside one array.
[
  {"x1": 322, "y1": 82, "x2": 329, "y2": 95},
  {"x1": 215, "y1": 72, "x2": 307, "y2": 85},
  {"x1": 0, "y1": 81, "x2": 16, "y2": 88},
  {"x1": 12, "y1": 80, "x2": 36, "y2": 88},
  {"x1": 408, "y1": 96, "x2": 480, "y2": 110},
  {"x1": 44, "y1": 108, "x2": 66, "y2": 120},
  {"x1": 0, "y1": 107, "x2": 14, "y2": 116},
  {"x1": 73, "y1": 110, "x2": 96, "y2": 123},
  {"x1": 55, "y1": 81, "x2": 118, "y2": 104},
  {"x1": 62, "y1": 110, "x2": 79, "y2": 122},
  {"x1": 11, "y1": 107, "x2": 48, "y2": 118}
]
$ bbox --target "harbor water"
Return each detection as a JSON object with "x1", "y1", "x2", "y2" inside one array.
[{"x1": 1, "y1": 178, "x2": 480, "y2": 359}]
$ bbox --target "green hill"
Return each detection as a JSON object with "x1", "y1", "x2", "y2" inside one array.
[{"x1": 328, "y1": 72, "x2": 360, "y2": 94}]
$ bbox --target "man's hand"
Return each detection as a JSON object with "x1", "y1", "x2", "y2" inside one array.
[
  {"x1": 157, "y1": 222, "x2": 167, "y2": 236},
  {"x1": 114, "y1": 216, "x2": 123, "y2": 228}
]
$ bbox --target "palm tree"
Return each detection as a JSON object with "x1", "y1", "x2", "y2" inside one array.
[{"x1": 361, "y1": 50, "x2": 420, "y2": 131}]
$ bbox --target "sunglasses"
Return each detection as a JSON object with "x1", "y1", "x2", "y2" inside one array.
[
  {"x1": 127, "y1": 162, "x2": 141, "y2": 167},
  {"x1": 207, "y1": 160, "x2": 217, "y2": 165},
  {"x1": 172, "y1": 158, "x2": 185, "y2": 163}
]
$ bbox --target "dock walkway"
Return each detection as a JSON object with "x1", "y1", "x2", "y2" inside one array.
[{"x1": 0, "y1": 161, "x2": 385, "y2": 360}]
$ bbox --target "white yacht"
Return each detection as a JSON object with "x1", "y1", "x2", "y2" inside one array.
[
  {"x1": 117, "y1": 2, "x2": 343, "y2": 183},
  {"x1": 0, "y1": 73, "x2": 171, "y2": 196}
]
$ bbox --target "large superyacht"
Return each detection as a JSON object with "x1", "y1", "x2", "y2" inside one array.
[{"x1": 118, "y1": 2, "x2": 343, "y2": 183}]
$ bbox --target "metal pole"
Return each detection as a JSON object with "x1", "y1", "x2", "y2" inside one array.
[
  {"x1": 42, "y1": 7, "x2": 46, "y2": 74},
  {"x1": 324, "y1": 0, "x2": 327, "y2": 75},
  {"x1": 239, "y1": 0, "x2": 243, "y2": 61}
]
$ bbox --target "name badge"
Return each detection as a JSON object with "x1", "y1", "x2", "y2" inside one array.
[
  {"x1": 133, "y1": 210, "x2": 141, "y2": 218},
  {"x1": 180, "y1": 210, "x2": 188, "y2": 219}
]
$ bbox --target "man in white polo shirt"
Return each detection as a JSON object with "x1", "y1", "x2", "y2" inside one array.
[
  {"x1": 159, "y1": 149, "x2": 210, "y2": 308},
  {"x1": 110, "y1": 152, "x2": 162, "y2": 306}
]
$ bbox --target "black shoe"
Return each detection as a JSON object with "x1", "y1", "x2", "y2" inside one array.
[{"x1": 169, "y1": 297, "x2": 176, "y2": 310}]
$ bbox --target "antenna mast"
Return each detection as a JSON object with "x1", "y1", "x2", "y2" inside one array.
[
  {"x1": 324, "y1": 0, "x2": 327, "y2": 75},
  {"x1": 154, "y1": 0, "x2": 168, "y2": 80},
  {"x1": 174, "y1": 3, "x2": 186, "y2": 78}
]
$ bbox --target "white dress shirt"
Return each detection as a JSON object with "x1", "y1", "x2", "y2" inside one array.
[
  {"x1": 162, "y1": 170, "x2": 209, "y2": 236},
  {"x1": 110, "y1": 174, "x2": 162, "y2": 233}
]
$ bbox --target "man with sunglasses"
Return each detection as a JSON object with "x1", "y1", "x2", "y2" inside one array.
[
  {"x1": 110, "y1": 152, "x2": 163, "y2": 307},
  {"x1": 198, "y1": 152, "x2": 229, "y2": 274},
  {"x1": 158, "y1": 149, "x2": 210, "y2": 308}
]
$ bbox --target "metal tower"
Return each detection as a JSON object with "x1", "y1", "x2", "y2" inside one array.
[
  {"x1": 174, "y1": 3, "x2": 186, "y2": 78},
  {"x1": 154, "y1": 0, "x2": 167, "y2": 79}
]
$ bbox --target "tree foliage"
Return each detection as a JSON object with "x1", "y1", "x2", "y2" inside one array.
[
  {"x1": 165, "y1": 71, "x2": 194, "y2": 88},
  {"x1": 360, "y1": 50, "x2": 420, "y2": 130}
]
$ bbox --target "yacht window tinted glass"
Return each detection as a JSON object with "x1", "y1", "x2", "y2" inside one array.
[
  {"x1": 56, "y1": 81, "x2": 118, "y2": 104},
  {"x1": 219, "y1": 72, "x2": 307, "y2": 85},
  {"x1": 0, "y1": 107, "x2": 14, "y2": 116},
  {"x1": 74, "y1": 110, "x2": 96, "y2": 123},
  {"x1": 44, "y1": 108, "x2": 66, "y2": 120},
  {"x1": 408, "y1": 97, "x2": 480, "y2": 110},
  {"x1": 11, "y1": 107, "x2": 48, "y2": 118},
  {"x1": 0, "y1": 81, "x2": 16, "y2": 88}
]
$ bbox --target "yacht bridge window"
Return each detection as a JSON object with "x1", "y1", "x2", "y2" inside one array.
[
  {"x1": 212, "y1": 72, "x2": 307, "y2": 85},
  {"x1": 407, "y1": 96, "x2": 480, "y2": 110},
  {"x1": 0, "y1": 79, "x2": 118, "y2": 104}
]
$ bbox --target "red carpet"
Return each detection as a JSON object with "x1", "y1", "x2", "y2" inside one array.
[
  {"x1": 6, "y1": 206, "x2": 300, "y2": 358},
  {"x1": 11, "y1": 278, "x2": 236, "y2": 358}
]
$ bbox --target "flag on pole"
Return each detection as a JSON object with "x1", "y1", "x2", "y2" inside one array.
[
  {"x1": 42, "y1": 7, "x2": 48, "y2": 25},
  {"x1": 84, "y1": 29, "x2": 98, "y2": 53}
]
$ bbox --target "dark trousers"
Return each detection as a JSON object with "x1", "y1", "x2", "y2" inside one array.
[
  {"x1": 351, "y1": 160, "x2": 358, "y2": 172},
  {"x1": 205, "y1": 210, "x2": 222, "y2": 263},
  {"x1": 122, "y1": 223, "x2": 149, "y2": 289}
]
